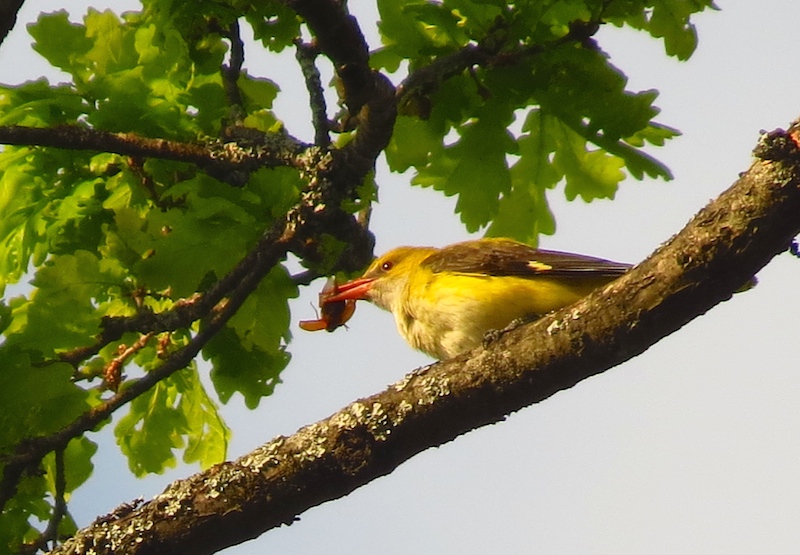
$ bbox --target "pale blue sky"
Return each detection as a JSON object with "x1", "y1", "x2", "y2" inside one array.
[{"x1": 3, "y1": 2, "x2": 800, "y2": 553}]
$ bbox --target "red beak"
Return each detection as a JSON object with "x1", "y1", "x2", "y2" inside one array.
[{"x1": 324, "y1": 277, "x2": 374, "y2": 303}]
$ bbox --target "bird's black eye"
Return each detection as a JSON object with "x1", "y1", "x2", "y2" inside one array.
[{"x1": 381, "y1": 260, "x2": 393, "y2": 272}]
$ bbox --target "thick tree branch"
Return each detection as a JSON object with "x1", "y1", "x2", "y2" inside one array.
[
  {"x1": 47, "y1": 123, "x2": 800, "y2": 554},
  {"x1": 337, "y1": 71, "x2": 397, "y2": 180}
]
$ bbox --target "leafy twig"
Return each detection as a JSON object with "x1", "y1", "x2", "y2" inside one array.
[
  {"x1": 101, "y1": 333, "x2": 154, "y2": 392},
  {"x1": 397, "y1": 19, "x2": 601, "y2": 110},
  {"x1": 125, "y1": 156, "x2": 184, "y2": 210},
  {"x1": 0, "y1": 220, "x2": 295, "y2": 513}
]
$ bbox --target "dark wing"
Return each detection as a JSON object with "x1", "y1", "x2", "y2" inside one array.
[{"x1": 422, "y1": 238, "x2": 631, "y2": 278}]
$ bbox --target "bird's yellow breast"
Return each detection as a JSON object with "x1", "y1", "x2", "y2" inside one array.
[{"x1": 392, "y1": 270, "x2": 603, "y2": 359}]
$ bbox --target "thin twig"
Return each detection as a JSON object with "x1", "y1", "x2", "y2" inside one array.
[
  {"x1": 22, "y1": 447, "x2": 67, "y2": 554},
  {"x1": 221, "y1": 20, "x2": 246, "y2": 126},
  {"x1": 47, "y1": 448, "x2": 67, "y2": 548},
  {"x1": 294, "y1": 39, "x2": 330, "y2": 147}
]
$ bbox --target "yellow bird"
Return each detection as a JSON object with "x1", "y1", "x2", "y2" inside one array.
[{"x1": 321, "y1": 238, "x2": 630, "y2": 360}]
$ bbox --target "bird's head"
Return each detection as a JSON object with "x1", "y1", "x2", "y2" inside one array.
[{"x1": 325, "y1": 246, "x2": 435, "y2": 311}]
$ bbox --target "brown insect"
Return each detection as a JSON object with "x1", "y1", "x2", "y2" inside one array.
[{"x1": 299, "y1": 277, "x2": 357, "y2": 332}]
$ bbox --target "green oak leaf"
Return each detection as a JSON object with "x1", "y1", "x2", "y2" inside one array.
[{"x1": 205, "y1": 325, "x2": 291, "y2": 409}]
